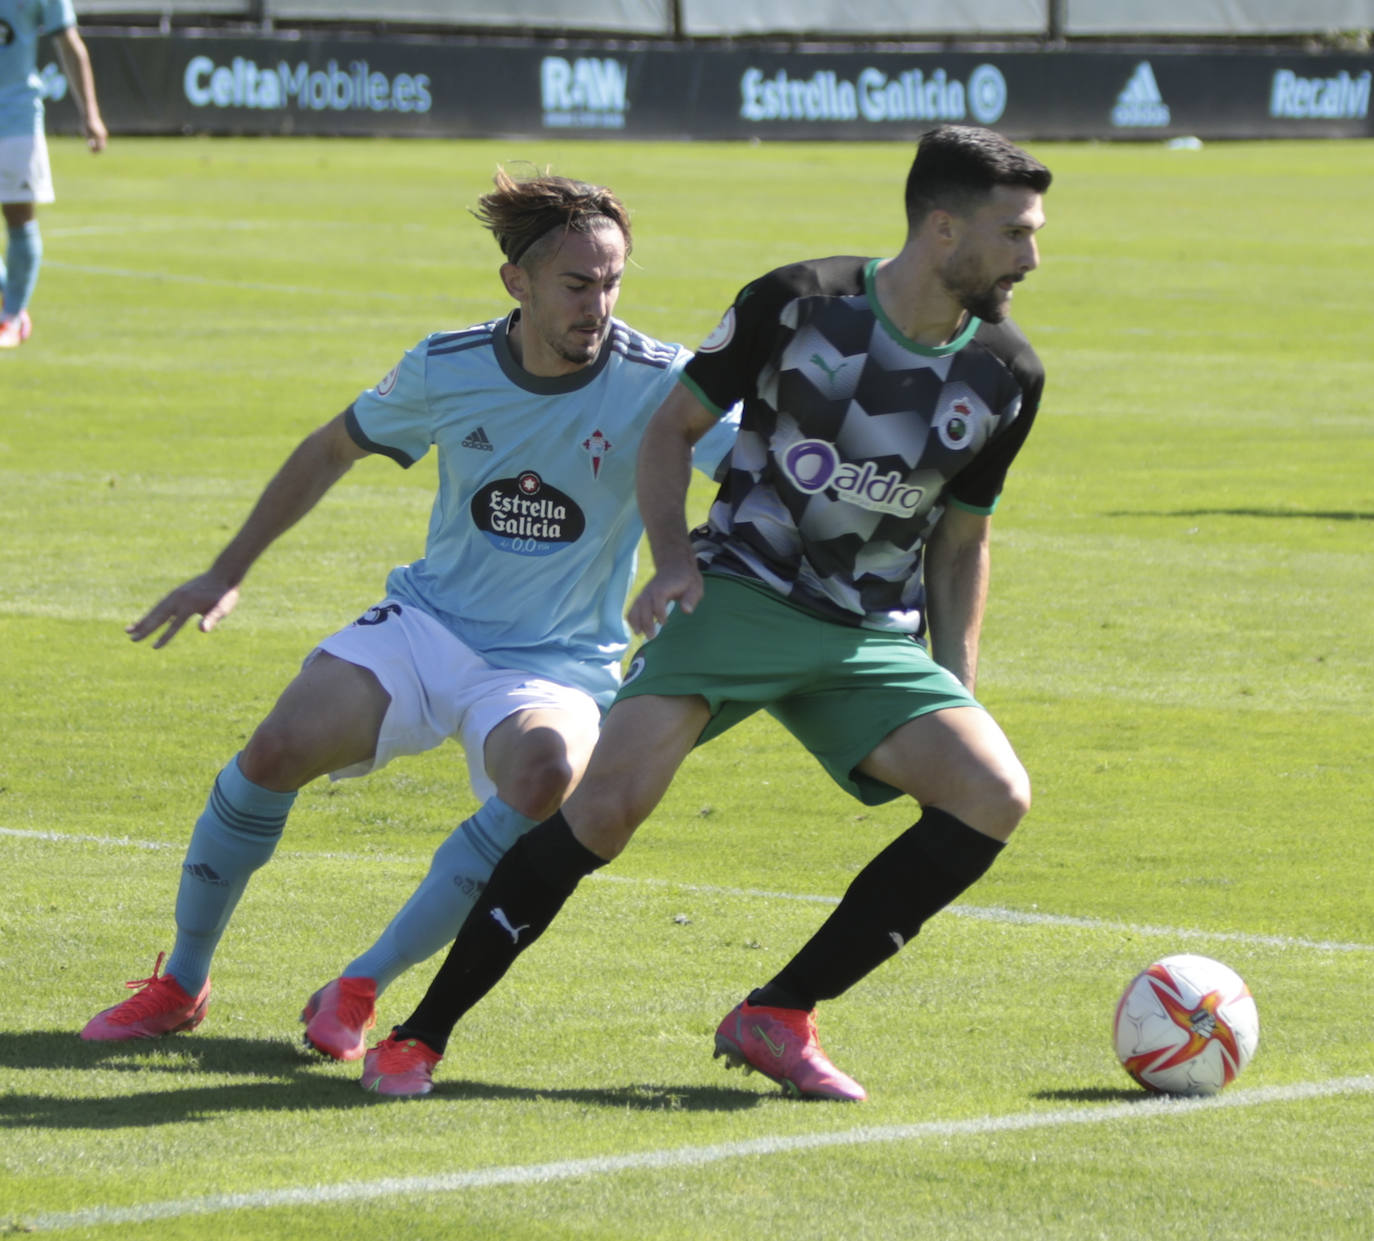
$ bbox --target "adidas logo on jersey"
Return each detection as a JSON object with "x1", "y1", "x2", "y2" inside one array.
[
  {"x1": 462, "y1": 427, "x2": 494, "y2": 451},
  {"x1": 1112, "y1": 62, "x2": 1170, "y2": 129}
]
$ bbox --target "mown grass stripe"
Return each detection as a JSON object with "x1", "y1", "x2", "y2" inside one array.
[
  {"x1": 23, "y1": 1076, "x2": 1374, "y2": 1233},
  {"x1": 4, "y1": 826, "x2": 1371, "y2": 954}
]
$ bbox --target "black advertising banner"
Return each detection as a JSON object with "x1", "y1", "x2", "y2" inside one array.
[{"x1": 40, "y1": 31, "x2": 1374, "y2": 142}]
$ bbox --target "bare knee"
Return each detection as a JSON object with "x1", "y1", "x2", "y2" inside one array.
[
  {"x1": 561, "y1": 782, "x2": 654, "y2": 863},
  {"x1": 238, "y1": 654, "x2": 388, "y2": 792},
  {"x1": 1004, "y1": 764, "x2": 1032, "y2": 828},
  {"x1": 496, "y1": 750, "x2": 578, "y2": 821},
  {"x1": 238, "y1": 718, "x2": 319, "y2": 792},
  {"x1": 961, "y1": 761, "x2": 1031, "y2": 842},
  {"x1": 547, "y1": 692, "x2": 706, "y2": 863}
]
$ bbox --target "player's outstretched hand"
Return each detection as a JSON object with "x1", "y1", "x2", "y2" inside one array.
[
  {"x1": 126, "y1": 573, "x2": 241, "y2": 649},
  {"x1": 628, "y1": 560, "x2": 703, "y2": 637}
]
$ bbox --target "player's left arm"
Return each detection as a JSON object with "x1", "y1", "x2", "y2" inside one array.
[
  {"x1": 928, "y1": 338, "x2": 1044, "y2": 690},
  {"x1": 923, "y1": 504, "x2": 991, "y2": 693},
  {"x1": 53, "y1": 26, "x2": 107, "y2": 152}
]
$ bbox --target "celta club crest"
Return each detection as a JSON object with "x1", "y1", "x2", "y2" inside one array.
[{"x1": 581, "y1": 428, "x2": 613, "y2": 478}]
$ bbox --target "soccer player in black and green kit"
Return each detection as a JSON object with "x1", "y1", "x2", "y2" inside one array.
[{"x1": 363, "y1": 124, "x2": 1052, "y2": 1101}]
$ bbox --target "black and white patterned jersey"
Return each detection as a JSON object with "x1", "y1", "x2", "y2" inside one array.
[{"x1": 679, "y1": 255, "x2": 1044, "y2": 636}]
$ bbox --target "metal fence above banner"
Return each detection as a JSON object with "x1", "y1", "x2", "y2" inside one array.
[{"x1": 68, "y1": 0, "x2": 1374, "y2": 37}]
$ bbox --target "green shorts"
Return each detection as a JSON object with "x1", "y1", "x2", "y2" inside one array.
[{"x1": 616, "y1": 574, "x2": 982, "y2": 805}]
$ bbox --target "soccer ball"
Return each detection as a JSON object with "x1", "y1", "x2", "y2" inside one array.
[{"x1": 1112, "y1": 954, "x2": 1259, "y2": 1095}]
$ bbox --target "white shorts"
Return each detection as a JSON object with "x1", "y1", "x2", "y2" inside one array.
[
  {"x1": 0, "y1": 133, "x2": 55, "y2": 204},
  {"x1": 308, "y1": 599, "x2": 601, "y2": 803}
]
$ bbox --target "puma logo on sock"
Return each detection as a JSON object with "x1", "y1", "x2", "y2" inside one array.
[{"x1": 491, "y1": 907, "x2": 531, "y2": 943}]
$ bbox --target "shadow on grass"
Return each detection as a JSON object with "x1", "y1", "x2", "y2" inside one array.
[
  {"x1": 1107, "y1": 507, "x2": 1371, "y2": 522},
  {"x1": 0, "y1": 1031, "x2": 764, "y2": 1129},
  {"x1": 427, "y1": 1078, "x2": 765, "y2": 1112},
  {"x1": 1032, "y1": 1086, "x2": 1148, "y2": 1103}
]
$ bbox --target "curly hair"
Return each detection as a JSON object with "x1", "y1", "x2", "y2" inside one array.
[{"x1": 471, "y1": 166, "x2": 632, "y2": 268}]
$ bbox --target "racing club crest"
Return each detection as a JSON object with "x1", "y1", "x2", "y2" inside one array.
[{"x1": 932, "y1": 383, "x2": 992, "y2": 452}]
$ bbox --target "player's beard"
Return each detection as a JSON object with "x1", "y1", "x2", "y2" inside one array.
[
  {"x1": 552, "y1": 319, "x2": 608, "y2": 366},
  {"x1": 939, "y1": 248, "x2": 1020, "y2": 324}
]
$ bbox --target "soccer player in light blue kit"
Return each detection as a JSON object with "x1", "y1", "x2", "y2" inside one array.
[
  {"x1": 0, "y1": 0, "x2": 106, "y2": 348},
  {"x1": 81, "y1": 168, "x2": 738, "y2": 1058}
]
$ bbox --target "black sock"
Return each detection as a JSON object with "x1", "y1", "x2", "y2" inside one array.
[
  {"x1": 759, "y1": 808, "x2": 1004, "y2": 1011},
  {"x1": 396, "y1": 811, "x2": 607, "y2": 1054}
]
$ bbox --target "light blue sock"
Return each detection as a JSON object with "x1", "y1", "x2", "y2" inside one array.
[
  {"x1": 164, "y1": 755, "x2": 296, "y2": 995},
  {"x1": 3, "y1": 221, "x2": 41, "y2": 319},
  {"x1": 343, "y1": 797, "x2": 536, "y2": 994}
]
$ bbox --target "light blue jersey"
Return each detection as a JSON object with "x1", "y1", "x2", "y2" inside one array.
[
  {"x1": 0, "y1": 0, "x2": 72, "y2": 138},
  {"x1": 347, "y1": 312, "x2": 738, "y2": 706}
]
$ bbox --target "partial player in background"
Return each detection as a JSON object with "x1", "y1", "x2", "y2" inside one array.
[
  {"x1": 0, "y1": 0, "x2": 106, "y2": 348},
  {"x1": 80, "y1": 168, "x2": 738, "y2": 1057},
  {"x1": 362, "y1": 125, "x2": 1051, "y2": 1102}
]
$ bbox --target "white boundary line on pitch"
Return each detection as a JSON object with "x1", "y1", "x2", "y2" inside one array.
[
  {"x1": 595, "y1": 873, "x2": 1374, "y2": 955},
  {"x1": 4, "y1": 825, "x2": 1372, "y2": 955},
  {"x1": 20, "y1": 1076, "x2": 1374, "y2": 1234}
]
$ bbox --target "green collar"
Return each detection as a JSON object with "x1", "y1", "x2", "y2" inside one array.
[{"x1": 864, "y1": 258, "x2": 980, "y2": 357}]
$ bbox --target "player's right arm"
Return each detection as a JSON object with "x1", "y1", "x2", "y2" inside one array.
[
  {"x1": 628, "y1": 384, "x2": 720, "y2": 636},
  {"x1": 127, "y1": 413, "x2": 369, "y2": 648}
]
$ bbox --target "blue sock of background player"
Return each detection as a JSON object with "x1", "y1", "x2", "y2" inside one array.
[{"x1": 3, "y1": 220, "x2": 42, "y2": 319}]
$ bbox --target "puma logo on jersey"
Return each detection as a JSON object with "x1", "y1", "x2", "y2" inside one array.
[{"x1": 809, "y1": 353, "x2": 848, "y2": 387}]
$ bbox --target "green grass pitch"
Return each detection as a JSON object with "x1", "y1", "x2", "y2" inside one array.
[{"x1": 1, "y1": 135, "x2": 1371, "y2": 1238}]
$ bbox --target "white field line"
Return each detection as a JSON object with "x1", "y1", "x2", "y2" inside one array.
[
  {"x1": 21, "y1": 1075, "x2": 1374, "y2": 1233},
  {"x1": 4, "y1": 825, "x2": 1372, "y2": 955},
  {"x1": 597, "y1": 874, "x2": 1374, "y2": 955}
]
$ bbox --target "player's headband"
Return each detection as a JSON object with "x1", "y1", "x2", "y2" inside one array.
[{"x1": 505, "y1": 212, "x2": 620, "y2": 267}]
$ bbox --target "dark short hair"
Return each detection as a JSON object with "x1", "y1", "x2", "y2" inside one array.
[
  {"x1": 904, "y1": 125, "x2": 1052, "y2": 228},
  {"x1": 471, "y1": 167, "x2": 632, "y2": 267}
]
